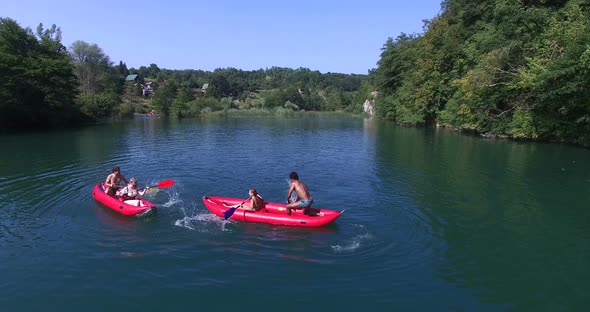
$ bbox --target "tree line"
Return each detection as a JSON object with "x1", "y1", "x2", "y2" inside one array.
[
  {"x1": 4, "y1": 0, "x2": 590, "y2": 147},
  {"x1": 370, "y1": 0, "x2": 590, "y2": 146},
  {"x1": 147, "y1": 66, "x2": 371, "y2": 117},
  {"x1": 0, "y1": 17, "x2": 370, "y2": 129}
]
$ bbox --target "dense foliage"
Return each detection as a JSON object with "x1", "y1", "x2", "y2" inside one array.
[
  {"x1": 138, "y1": 66, "x2": 370, "y2": 117},
  {"x1": 0, "y1": 18, "x2": 79, "y2": 128},
  {"x1": 0, "y1": 16, "x2": 370, "y2": 129},
  {"x1": 7, "y1": 0, "x2": 589, "y2": 147},
  {"x1": 372, "y1": 0, "x2": 590, "y2": 145}
]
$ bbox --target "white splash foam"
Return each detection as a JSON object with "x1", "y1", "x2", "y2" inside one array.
[
  {"x1": 162, "y1": 190, "x2": 182, "y2": 208},
  {"x1": 174, "y1": 216, "x2": 196, "y2": 230},
  {"x1": 331, "y1": 240, "x2": 361, "y2": 252},
  {"x1": 331, "y1": 225, "x2": 372, "y2": 253},
  {"x1": 174, "y1": 213, "x2": 224, "y2": 231}
]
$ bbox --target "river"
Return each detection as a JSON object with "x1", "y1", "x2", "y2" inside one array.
[{"x1": 0, "y1": 116, "x2": 589, "y2": 311}]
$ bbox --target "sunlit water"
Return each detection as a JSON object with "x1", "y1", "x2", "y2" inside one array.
[{"x1": 1, "y1": 116, "x2": 589, "y2": 311}]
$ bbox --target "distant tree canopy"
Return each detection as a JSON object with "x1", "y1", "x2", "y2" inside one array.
[
  {"x1": 372, "y1": 0, "x2": 590, "y2": 145},
  {"x1": 0, "y1": 16, "x2": 369, "y2": 130},
  {"x1": 129, "y1": 66, "x2": 370, "y2": 116},
  {"x1": 0, "y1": 18, "x2": 79, "y2": 128},
  {"x1": 6, "y1": 0, "x2": 590, "y2": 147},
  {"x1": 130, "y1": 66, "x2": 367, "y2": 97}
]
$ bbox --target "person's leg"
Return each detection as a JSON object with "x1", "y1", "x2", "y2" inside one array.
[{"x1": 286, "y1": 202, "x2": 299, "y2": 215}]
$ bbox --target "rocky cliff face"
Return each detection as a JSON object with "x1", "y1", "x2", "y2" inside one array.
[{"x1": 363, "y1": 91, "x2": 378, "y2": 117}]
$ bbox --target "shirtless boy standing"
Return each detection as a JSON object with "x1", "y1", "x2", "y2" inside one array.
[{"x1": 285, "y1": 171, "x2": 313, "y2": 215}]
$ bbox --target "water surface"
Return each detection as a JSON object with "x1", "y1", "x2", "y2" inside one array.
[{"x1": 1, "y1": 117, "x2": 589, "y2": 311}]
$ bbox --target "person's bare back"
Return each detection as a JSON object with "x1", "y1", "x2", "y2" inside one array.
[
  {"x1": 290, "y1": 180, "x2": 311, "y2": 201},
  {"x1": 285, "y1": 171, "x2": 313, "y2": 215}
]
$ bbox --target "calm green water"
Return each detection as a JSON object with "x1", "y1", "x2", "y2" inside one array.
[{"x1": 0, "y1": 116, "x2": 589, "y2": 311}]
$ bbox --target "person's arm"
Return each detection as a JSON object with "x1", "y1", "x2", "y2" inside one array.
[
  {"x1": 120, "y1": 174, "x2": 128, "y2": 184},
  {"x1": 286, "y1": 185, "x2": 294, "y2": 203},
  {"x1": 105, "y1": 174, "x2": 112, "y2": 187},
  {"x1": 138, "y1": 187, "x2": 148, "y2": 196},
  {"x1": 116, "y1": 186, "x2": 127, "y2": 197}
]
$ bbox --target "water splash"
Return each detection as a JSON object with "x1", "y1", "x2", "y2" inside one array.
[
  {"x1": 174, "y1": 213, "x2": 222, "y2": 232},
  {"x1": 162, "y1": 189, "x2": 182, "y2": 208},
  {"x1": 331, "y1": 224, "x2": 372, "y2": 253}
]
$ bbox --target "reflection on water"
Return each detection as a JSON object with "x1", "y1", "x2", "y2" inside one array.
[
  {"x1": 1, "y1": 117, "x2": 589, "y2": 310},
  {"x1": 373, "y1": 123, "x2": 590, "y2": 310}
]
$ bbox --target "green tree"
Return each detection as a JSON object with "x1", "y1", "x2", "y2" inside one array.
[
  {"x1": 171, "y1": 87, "x2": 193, "y2": 118},
  {"x1": 208, "y1": 74, "x2": 231, "y2": 98},
  {"x1": 0, "y1": 18, "x2": 79, "y2": 128},
  {"x1": 152, "y1": 83, "x2": 177, "y2": 116},
  {"x1": 70, "y1": 40, "x2": 113, "y2": 93}
]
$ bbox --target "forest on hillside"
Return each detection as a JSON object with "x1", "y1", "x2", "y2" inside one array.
[
  {"x1": 0, "y1": 16, "x2": 369, "y2": 129},
  {"x1": 371, "y1": 0, "x2": 590, "y2": 145},
  {"x1": 2, "y1": 0, "x2": 590, "y2": 147},
  {"x1": 133, "y1": 66, "x2": 370, "y2": 118}
]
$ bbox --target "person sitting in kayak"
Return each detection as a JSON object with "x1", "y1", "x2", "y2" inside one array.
[
  {"x1": 104, "y1": 166, "x2": 128, "y2": 196},
  {"x1": 285, "y1": 171, "x2": 313, "y2": 215},
  {"x1": 240, "y1": 188, "x2": 264, "y2": 211},
  {"x1": 116, "y1": 177, "x2": 149, "y2": 200}
]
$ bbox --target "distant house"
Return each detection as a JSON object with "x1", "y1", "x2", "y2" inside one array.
[
  {"x1": 192, "y1": 83, "x2": 209, "y2": 97},
  {"x1": 142, "y1": 81, "x2": 154, "y2": 97},
  {"x1": 125, "y1": 74, "x2": 138, "y2": 82}
]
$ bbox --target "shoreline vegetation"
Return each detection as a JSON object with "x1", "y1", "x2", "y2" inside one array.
[{"x1": 2, "y1": 0, "x2": 590, "y2": 148}]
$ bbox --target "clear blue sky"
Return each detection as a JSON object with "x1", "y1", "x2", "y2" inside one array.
[{"x1": 3, "y1": 0, "x2": 442, "y2": 74}]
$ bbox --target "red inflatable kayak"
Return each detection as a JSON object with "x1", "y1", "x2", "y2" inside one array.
[
  {"x1": 202, "y1": 196, "x2": 342, "y2": 227},
  {"x1": 92, "y1": 183, "x2": 156, "y2": 217}
]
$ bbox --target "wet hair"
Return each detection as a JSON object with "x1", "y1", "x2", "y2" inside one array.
[
  {"x1": 289, "y1": 171, "x2": 299, "y2": 180},
  {"x1": 112, "y1": 166, "x2": 120, "y2": 173},
  {"x1": 249, "y1": 188, "x2": 258, "y2": 195}
]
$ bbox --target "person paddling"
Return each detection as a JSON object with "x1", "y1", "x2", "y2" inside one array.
[
  {"x1": 241, "y1": 188, "x2": 264, "y2": 211},
  {"x1": 223, "y1": 188, "x2": 264, "y2": 212},
  {"x1": 116, "y1": 177, "x2": 149, "y2": 200}
]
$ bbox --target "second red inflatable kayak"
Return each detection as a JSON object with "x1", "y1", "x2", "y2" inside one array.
[{"x1": 202, "y1": 196, "x2": 342, "y2": 227}]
